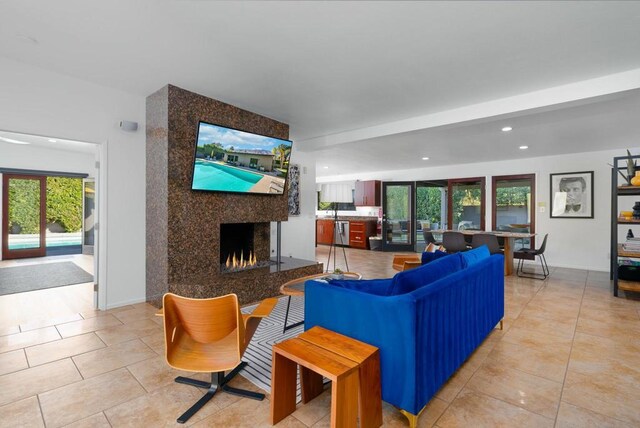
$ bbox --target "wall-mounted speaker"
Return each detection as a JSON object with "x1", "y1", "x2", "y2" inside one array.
[{"x1": 119, "y1": 120, "x2": 138, "y2": 132}]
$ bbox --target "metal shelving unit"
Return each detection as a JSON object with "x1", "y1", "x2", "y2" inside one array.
[{"x1": 611, "y1": 155, "x2": 640, "y2": 297}]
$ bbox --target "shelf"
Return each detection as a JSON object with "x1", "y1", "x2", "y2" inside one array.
[
  {"x1": 618, "y1": 280, "x2": 640, "y2": 292},
  {"x1": 617, "y1": 244, "x2": 640, "y2": 258},
  {"x1": 618, "y1": 218, "x2": 640, "y2": 224},
  {"x1": 617, "y1": 186, "x2": 640, "y2": 195}
]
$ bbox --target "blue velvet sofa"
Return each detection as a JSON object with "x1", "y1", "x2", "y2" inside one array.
[{"x1": 304, "y1": 246, "x2": 504, "y2": 421}]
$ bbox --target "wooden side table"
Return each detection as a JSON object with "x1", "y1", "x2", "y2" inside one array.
[{"x1": 271, "y1": 326, "x2": 382, "y2": 428}]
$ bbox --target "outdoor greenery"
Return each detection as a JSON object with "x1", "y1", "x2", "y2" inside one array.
[
  {"x1": 451, "y1": 185, "x2": 482, "y2": 226},
  {"x1": 8, "y1": 179, "x2": 41, "y2": 234},
  {"x1": 196, "y1": 142, "x2": 226, "y2": 160},
  {"x1": 416, "y1": 187, "x2": 443, "y2": 224},
  {"x1": 495, "y1": 186, "x2": 529, "y2": 207},
  {"x1": 8, "y1": 177, "x2": 83, "y2": 234},
  {"x1": 46, "y1": 177, "x2": 83, "y2": 232}
]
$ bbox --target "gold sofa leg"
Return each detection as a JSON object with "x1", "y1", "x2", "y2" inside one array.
[
  {"x1": 499, "y1": 319, "x2": 504, "y2": 330},
  {"x1": 400, "y1": 405, "x2": 426, "y2": 428}
]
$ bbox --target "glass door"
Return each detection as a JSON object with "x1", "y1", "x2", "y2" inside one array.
[
  {"x1": 492, "y1": 174, "x2": 535, "y2": 250},
  {"x1": 83, "y1": 179, "x2": 95, "y2": 255},
  {"x1": 415, "y1": 180, "x2": 448, "y2": 251},
  {"x1": 2, "y1": 174, "x2": 47, "y2": 259},
  {"x1": 382, "y1": 182, "x2": 415, "y2": 251},
  {"x1": 448, "y1": 177, "x2": 486, "y2": 231}
]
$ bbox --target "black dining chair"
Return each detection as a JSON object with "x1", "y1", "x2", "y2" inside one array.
[
  {"x1": 514, "y1": 234, "x2": 549, "y2": 279},
  {"x1": 422, "y1": 230, "x2": 436, "y2": 245},
  {"x1": 471, "y1": 234, "x2": 502, "y2": 255},
  {"x1": 442, "y1": 231, "x2": 468, "y2": 253}
]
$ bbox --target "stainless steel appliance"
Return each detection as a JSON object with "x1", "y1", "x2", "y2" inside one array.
[{"x1": 334, "y1": 220, "x2": 350, "y2": 246}]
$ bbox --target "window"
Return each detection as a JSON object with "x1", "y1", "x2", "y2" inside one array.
[
  {"x1": 317, "y1": 191, "x2": 356, "y2": 211},
  {"x1": 492, "y1": 174, "x2": 535, "y2": 250},
  {"x1": 448, "y1": 177, "x2": 485, "y2": 231}
]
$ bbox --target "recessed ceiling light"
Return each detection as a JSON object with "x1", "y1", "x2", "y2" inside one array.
[
  {"x1": 323, "y1": 166, "x2": 329, "y2": 169},
  {"x1": 422, "y1": 157, "x2": 429, "y2": 160},
  {"x1": 48, "y1": 139, "x2": 57, "y2": 143},
  {"x1": 0, "y1": 136, "x2": 30, "y2": 145},
  {"x1": 501, "y1": 126, "x2": 513, "y2": 132},
  {"x1": 519, "y1": 145, "x2": 528, "y2": 150}
]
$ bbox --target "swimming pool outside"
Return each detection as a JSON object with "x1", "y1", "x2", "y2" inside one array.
[
  {"x1": 192, "y1": 160, "x2": 264, "y2": 192},
  {"x1": 8, "y1": 232, "x2": 82, "y2": 250}
]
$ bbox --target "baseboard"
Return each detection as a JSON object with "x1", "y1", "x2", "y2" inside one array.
[
  {"x1": 105, "y1": 296, "x2": 147, "y2": 310},
  {"x1": 520, "y1": 260, "x2": 609, "y2": 273}
]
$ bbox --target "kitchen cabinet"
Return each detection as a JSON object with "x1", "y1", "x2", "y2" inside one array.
[
  {"x1": 354, "y1": 180, "x2": 381, "y2": 206},
  {"x1": 349, "y1": 220, "x2": 377, "y2": 249},
  {"x1": 316, "y1": 219, "x2": 335, "y2": 245}
]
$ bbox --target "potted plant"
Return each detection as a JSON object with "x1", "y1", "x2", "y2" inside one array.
[{"x1": 328, "y1": 268, "x2": 344, "y2": 280}]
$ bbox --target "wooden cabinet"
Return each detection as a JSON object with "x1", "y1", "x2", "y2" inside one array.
[
  {"x1": 316, "y1": 220, "x2": 334, "y2": 245},
  {"x1": 349, "y1": 220, "x2": 377, "y2": 249},
  {"x1": 354, "y1": 181, "x2": 381, "y2": 206}
]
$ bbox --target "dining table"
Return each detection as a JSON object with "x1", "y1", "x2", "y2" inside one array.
[{"x1": 431, "y1": 229, "x2": 536, "y2": 276}]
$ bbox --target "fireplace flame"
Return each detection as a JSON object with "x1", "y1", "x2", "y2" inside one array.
[{"x1": 225, "y1": 251, "x2": 257, "y2": 270}]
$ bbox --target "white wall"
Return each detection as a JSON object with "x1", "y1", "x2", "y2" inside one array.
[
  {"x1": 271, "y1": 148, "x2": 317, "y2": 261},
  {"x1": 0, "y1": 57, "x2": 146, "y2": 308},
  {"x1": 318, "y1": 148, "x2": 640, "y2": 272},
  {"x1": 0, "y1": 141, "x2": 97, "y2": 260}
]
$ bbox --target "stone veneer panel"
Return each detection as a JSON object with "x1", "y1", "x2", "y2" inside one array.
[{"x1": 146, "y1": 85, "x2": 320, "y2": 306}]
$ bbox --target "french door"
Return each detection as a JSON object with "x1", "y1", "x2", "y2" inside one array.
[
  {"x1": 492, "y1": 174, "x2": 536, "y2": 250},
  {"x1": 382, "y1": 181, "x2": 415, "y2": 251},
  {"x1": 2, "y1": 174, "x2": 47, "y2": 259}
]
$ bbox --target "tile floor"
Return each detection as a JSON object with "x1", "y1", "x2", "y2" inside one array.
[{"x1": 1, "y1": 248, "x2": 639, "y2": 427}]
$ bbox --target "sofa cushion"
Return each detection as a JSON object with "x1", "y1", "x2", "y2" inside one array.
[
  {"x1": 421, "y1": 250, "x2": 449, "y2": 265},
  {"x1": 389, "y1": 253, "x2": 464, "y2": 295},
  {"x1": 327, "y1": 278, "x2": 393, "y2": 296},
  {"x1": 461, "y1": 245, "x2": 490, "y2": 268}
]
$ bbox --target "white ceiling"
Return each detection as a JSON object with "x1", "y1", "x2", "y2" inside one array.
[
  {"x1": 1, "y1": 1, "x2": 640, "y2": 174},
  {"x1": 0, "y1": 130, "x2": 96, "y2": 154}
]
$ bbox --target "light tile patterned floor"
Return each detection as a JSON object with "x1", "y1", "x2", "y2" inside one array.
[{"x1": 0, "y1": 248, "x2": 639, "y2": 427}]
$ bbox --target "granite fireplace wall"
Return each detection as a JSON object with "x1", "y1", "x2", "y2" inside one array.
[{"x1": 146, "y1": 85, "x2": 320, "y2": 307}]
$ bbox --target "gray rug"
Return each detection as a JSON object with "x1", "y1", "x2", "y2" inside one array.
[
  {"x1": 241, "y1": 296, "x2": 306, "y2": 397},
  {"x1": 0, "y1": 262, "x2": 94, "y2": 296}
]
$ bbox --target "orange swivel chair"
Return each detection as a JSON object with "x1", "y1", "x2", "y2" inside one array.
[{"x1": 162, "y1": 293, "x2": 277, "y2": 424}]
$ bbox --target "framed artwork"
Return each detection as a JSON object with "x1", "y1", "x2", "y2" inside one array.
[
  {"x1": 550, "y1": 171, "x2": 594, "y2": 218},
  {"x1": 288, "y1": 164, "x2": 300, "y2": 216}
]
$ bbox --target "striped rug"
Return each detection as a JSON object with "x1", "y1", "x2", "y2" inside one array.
[{"x1": 241, "y1": 295, "x2": 305, "y2": 396}]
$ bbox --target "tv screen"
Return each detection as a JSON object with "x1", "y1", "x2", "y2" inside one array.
[{"x1": 191, "y1": 121, "x2": 293, "y2": 195}]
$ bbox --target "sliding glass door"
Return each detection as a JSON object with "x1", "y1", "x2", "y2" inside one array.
[
  {"x1": 382, "y1": 182, "x2": 415, "y2": 251},
  {"x1": 415, "y1": 180, "x2": 448, "y2": 251},
  {"x1": 2, "y1": 174, "x2": 47, "y2": 259}
]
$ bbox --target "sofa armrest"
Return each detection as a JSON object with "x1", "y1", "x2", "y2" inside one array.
[{"x1": 305, "y1": 280, "x2": 418, "y2": 412}]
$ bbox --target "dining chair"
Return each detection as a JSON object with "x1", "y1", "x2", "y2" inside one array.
[
  {"x1": 442, "y1": 231, "x2": 468, "y2": 253},
  {"x1": 514, "y1": 234, "x2": 549, "y2": 279},
  {"x1": 162, "y1": 293, "x2": 277, "y2": 423},
  {"x1": 471, "y1": 233, "x2": 503, "y2": 255}
]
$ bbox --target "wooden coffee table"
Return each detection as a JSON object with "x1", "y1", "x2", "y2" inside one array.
[{"x1": 279, "y1": 272, "x2": 362, "y2": 333}]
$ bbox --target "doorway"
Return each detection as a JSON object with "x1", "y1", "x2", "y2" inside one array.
[
  {"x1": 0, "y1": 129, "x2": 101, "y2": 310},
  {"x1": 382, "y1": 181, "x2": 415, "y2": 251},
  {"x1": 415, "y1": 180, "x2": 448, "y2": 252}
]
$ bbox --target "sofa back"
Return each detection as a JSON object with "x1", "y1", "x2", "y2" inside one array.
[{"x1": 304, "y1": 252, "x2": 504, "y2": 415}]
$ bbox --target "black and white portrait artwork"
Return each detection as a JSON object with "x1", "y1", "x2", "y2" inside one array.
[{"x1": 550, "y1": 171, "x2": 594, "y2": 218}]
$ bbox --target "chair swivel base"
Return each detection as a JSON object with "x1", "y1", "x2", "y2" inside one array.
[{"x1": 174, "y1": 361, "x2": 264, "y2": 424}]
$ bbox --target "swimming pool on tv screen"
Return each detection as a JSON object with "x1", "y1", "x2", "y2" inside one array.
[{"x1": 192, "y1": 161, "x2": 264, "y2": 192}]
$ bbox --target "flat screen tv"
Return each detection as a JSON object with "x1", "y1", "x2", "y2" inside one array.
[{"x1": 191, "y1": 121, "x2": 293, "y2": 195}]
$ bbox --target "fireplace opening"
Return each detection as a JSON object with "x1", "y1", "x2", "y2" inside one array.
[{"x1": 220, "y1": 223, "x2": 271, "y2": 273}]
